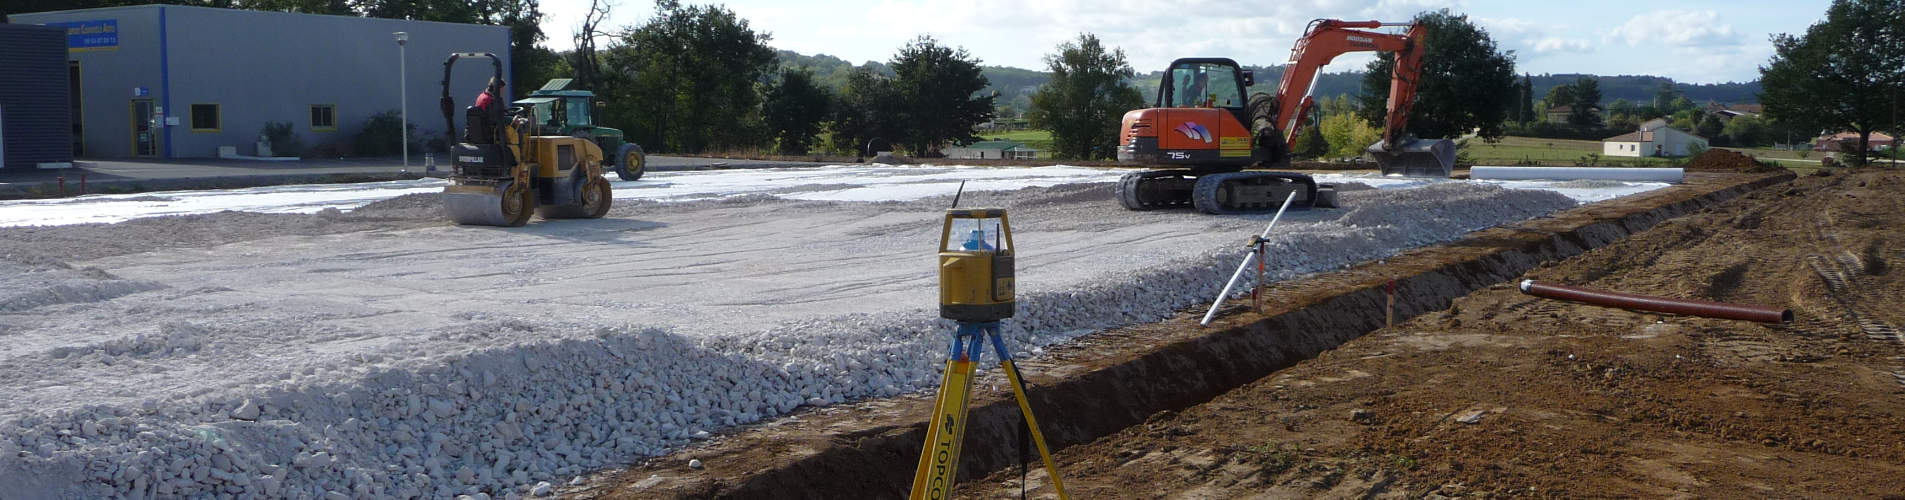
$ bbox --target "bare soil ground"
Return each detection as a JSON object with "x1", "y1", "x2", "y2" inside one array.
[{"x1": 969, "y1": 168, "x2": 1905, "y2": 498}]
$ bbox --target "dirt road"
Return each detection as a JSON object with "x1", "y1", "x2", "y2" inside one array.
[{"x1": 970, "y1": 169, "x2": 1905, "y2": 498}]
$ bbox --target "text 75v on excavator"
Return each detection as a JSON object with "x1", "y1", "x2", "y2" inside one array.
[{"x1": 1114, "y1": 19, "x2": 1457, "y2": 215}]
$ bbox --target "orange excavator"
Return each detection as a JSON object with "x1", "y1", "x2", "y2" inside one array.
[{"x1": 1115, "y1": 19, "x2": 1455, "y2": 214}]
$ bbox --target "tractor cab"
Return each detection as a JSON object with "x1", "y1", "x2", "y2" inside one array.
[
  {"x1": 515, "y1": 78, "x2": 645, "y2": 180},
  {"x1": 516, "y1": 79, "x2": 605, "y2": 135}
]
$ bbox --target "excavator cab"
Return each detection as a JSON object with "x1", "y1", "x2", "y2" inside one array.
[{"x1": 1165, "y1": 61, "x2": 1245, "y2": 108}]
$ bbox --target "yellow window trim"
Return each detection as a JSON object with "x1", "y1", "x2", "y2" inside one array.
[
  {"x1": 189, "y1": 103, "x2": 221, "y2": 133},
  {"x1": 311, "y1": 104, "x2": 337, "y2": 132}
]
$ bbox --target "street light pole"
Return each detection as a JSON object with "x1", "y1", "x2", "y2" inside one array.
[{"x1": 395, "y1": 32, "x2": 409, "y2": 167}]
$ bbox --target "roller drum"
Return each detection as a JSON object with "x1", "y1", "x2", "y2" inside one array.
[{"x1": 444, "y1": 179, "x2": 531, "y2": 227}]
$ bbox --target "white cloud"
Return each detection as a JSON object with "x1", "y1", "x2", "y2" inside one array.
[
  {"x1": 1474, "y1": 16, "x2": 1536, "y2": 36},
  {"x1": 1607, "y1": 10, "x2": 1743, "y2": 47},
  {"x1": 1532, "y1": 37, "x2": 1592, "y2": 54}
]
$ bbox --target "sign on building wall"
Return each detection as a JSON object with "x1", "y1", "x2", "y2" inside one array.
[{"x1": 46, "y1": 20, "x2": 118, "y2": 51}]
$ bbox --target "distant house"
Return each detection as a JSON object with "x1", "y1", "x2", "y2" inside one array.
[
  {"x1": 1544, "y1": 105, "x2": 1602, "y2": 125},
  {"x1": 944, "y1": 140, "x2": 1040, "y2": 160},
  {"x1": 1603, "y1": 119, "x2": 1708, "y2": 157},
  {"x1": 1812, "y1": 131, "x2": 1894, "y2": 152},
  {"x1": 1703, "y1": 102, "x2": 1763, "y2": 121}
]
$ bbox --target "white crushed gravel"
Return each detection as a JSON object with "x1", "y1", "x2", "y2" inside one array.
[{"x1": 0, "y1": 179, "x2": 1586, "y2": 498}]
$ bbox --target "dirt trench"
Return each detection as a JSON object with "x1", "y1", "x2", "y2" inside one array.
[
  {"x1": 966, "y1": 169, "x2": 1905, "y2": 498},
  {"x1": 565, "y1": 171, "x2": 1795, "y2": 499}
]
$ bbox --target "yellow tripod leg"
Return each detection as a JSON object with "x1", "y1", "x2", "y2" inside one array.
[
  {"x1": 1002, "y1": 360, "x2": 1070, "y2": 500},
  {"x1": 910, "y1": 359, "x2": 977, "y2": 500}
]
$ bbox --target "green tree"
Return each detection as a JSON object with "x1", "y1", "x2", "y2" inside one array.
[
  {"x1": 829, "y1": 66, "x2": 901, "y2": 154},
  {"x1": 1653, "y1": 82, "x2": 1680, "y2": 111},
  {"x1": 1026, "y1": 33, "x2": 1145, "y2": 160},
  {"x1": 1608, "y1": 113, "x2": 1640, "y2": 131},
  {"x1": 515, "y1": 45, "x2": 570, "y2": 95},
  {"x1": 604, "y1": 0, "x2": 776, "y2": 153},
  {"x1": 1517, "y1": 74, "x2": 1535, "y2": 124},
  {"x1": 1723, "y1": 114, "x2": 1771, "y2": 147},
  {"x1": 1544, "y1": 83, "x2": 1577, "y2": 111},
  {"x1": 889, "y1": 35, "x2": 995, "y2": 156},
  {"x1": 1567, "y1": 76, "x2": 1604, "y2": 128},
  {"x1": 1760, "y1": 0, "x2": 1905, "y2": 164},
  {"x1": 1357, "y1": 9, "x2": 1518, "y2": 140},
  {"x1": 1319, "y1": 112, "x2": 1381, "y2": 158},
  {"x1": 1608, "y1": 98, "x2": 1636, "y2": 117},
  {"x1": 761, "y1": 68, "x2": 832, "y2": 155},
  {"x1": 1668, "y1": 96, "x2": 1695, "y2": 114},
  {"x1": 1319, "y1": 94, "x2": 1359, "y2": 116},
  {"x1": 1293, "y1": 111, "x2": 1329, "y2": 159},
  {"x1": 1696, "y1": 114, "x2": 1725, "y2": 144}
]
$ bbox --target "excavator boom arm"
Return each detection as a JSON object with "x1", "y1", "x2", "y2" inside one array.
[{"x1": 1273, "y1": 20, "x2": 1427, "y2": 150}]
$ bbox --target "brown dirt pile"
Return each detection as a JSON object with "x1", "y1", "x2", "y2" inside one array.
[{"x1": 1686, "y1": 149, "x2": 1781, "y2": 172}]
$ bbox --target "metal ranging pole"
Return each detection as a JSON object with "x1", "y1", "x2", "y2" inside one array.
[{"x1": 1200, "y1": 191, "x2": 1299, "y2": 326}]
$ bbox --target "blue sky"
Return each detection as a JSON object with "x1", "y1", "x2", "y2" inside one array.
[{"x1": 540, "y1": 0, "x2": 1832, "y2": 83}]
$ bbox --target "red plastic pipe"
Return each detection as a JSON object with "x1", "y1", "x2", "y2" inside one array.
[{"x1": 1519, "y1": 280, "x2": 1792, "y2": 323}]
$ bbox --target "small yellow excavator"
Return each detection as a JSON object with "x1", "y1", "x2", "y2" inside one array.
[{"x1": 439, "y1": 52, "x2": 612, "y2": 227}]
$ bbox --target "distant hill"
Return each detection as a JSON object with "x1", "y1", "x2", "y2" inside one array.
[
  {"x1": 1523, "y1": 73, "x2": 1760, "y2": 105},
  {"x1": 772, "y1": 50, "x2": 1762, "y2": 110}
]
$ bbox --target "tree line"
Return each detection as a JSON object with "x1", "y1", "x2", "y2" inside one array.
[{"x1": 19, "y1": 0, "x2": 1887, "y2": 162}]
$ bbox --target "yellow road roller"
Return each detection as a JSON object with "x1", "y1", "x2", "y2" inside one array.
[{"x1": 439, "y1": 52, "x2": 612, "y2": 227}]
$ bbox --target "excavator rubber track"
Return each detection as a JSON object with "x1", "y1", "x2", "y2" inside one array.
[
  {"x1": 1118, "y1": 169, "x2": 1326, "y2": 214},
  {"x1": 1115, "y1": 170, "x2": 1197, "y2": 210},
  {"x1": 1190, "y1": 171, "x2": 1320, "y2": 215}
]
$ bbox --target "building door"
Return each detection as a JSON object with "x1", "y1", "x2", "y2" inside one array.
[
  {"x1": 70, "y1": 61, "x2": 83, "y2": 157},
  {"x1": 131, "y1": 98, "x2": 157, "y2": 157}
]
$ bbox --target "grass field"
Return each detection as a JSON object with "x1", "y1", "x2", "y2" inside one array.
[
  {"x1": 976, "y1": 129, "x2": 1054, "y2": 155},
  {"x1": 1464, "y1": 136, "x2": 1844, "y2": 170}
]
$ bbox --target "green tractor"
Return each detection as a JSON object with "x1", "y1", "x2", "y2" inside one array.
[{"x1": 515, "y1": 79, "x2": 647, "y2": 181}]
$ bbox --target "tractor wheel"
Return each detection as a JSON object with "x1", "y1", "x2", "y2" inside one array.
[{"x1": 615, "y1": 144, "x2": 646, "y2": 181}]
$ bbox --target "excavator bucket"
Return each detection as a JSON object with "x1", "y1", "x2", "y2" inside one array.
[{"x1": 1365, "y1": 138, "x2": 1456, "y2": 178}]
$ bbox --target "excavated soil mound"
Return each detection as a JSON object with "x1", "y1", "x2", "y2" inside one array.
[{"x1": 1685, "y1": 149, "x2": 1780, "y2": 172}]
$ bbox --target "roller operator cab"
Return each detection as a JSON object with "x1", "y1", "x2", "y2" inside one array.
[{"x1": 1115, "y1": 58, "x2": 1324, "y2": 215}]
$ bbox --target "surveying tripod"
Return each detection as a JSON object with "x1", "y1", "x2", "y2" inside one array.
[{"x1": 908, "y1": 320, "x2": 1069, "y2": 499}]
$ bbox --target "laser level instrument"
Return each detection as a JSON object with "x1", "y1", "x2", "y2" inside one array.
[{"x1": 910, "y1": 208, "x2": 1070, "y2": 500}]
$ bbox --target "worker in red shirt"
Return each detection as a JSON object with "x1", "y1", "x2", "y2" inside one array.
[
  {"x1": 474, "y1": 76, "x2": 503, "y2": 114},
  {"x1": 466, "y1": 77, "x2": 505, "y2": 144}
]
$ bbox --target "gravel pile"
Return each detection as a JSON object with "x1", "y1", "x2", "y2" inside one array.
[{"x1": 0, "y1": 181, "x2": 1578, "y2": 498}]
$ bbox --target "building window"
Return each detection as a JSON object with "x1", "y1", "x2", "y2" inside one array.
[
  {"x1": 310, "y1": 105, "x2": 336, "y2": 131},
  {"x1": 190, "y1": 104, "x2": 220, "y2": 132}
]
